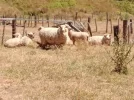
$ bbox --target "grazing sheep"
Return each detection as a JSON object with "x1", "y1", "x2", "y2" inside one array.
[
  {"x1": 4, "y1": 33, "x2": 22, "y2": 48},
  {"x1": 68, "y1": 29, "x2": 89, "y2": 45},
  {"x1": 38, "y1": 25, "x2": 70, "y2": 48},
  {"x1": 21, "y1": 32, "x2": 35, "y2": 46},
  {"x1": 88, "y1": 34, "x2": 111, "y2": 45}
]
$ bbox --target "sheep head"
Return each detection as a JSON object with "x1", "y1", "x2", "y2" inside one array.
[
  {"x1": 27, "y1": 32, "x2": 35, "y2": 39},
  {"x1": 102, "y1": 34, "x2": 111, "y2": 45}
]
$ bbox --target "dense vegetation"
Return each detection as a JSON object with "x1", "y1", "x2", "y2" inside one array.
[{"x1": 0, "y1": 0, "x2": 134, "y2": 16}]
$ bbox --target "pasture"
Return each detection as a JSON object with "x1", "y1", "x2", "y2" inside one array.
[{"x1": 0, "y1": 20, "x2": 134, "y2": 100}]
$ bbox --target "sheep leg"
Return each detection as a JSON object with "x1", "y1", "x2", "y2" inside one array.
[{"x1": 72, "y1": 37, "x2": 75, "y2": 45}]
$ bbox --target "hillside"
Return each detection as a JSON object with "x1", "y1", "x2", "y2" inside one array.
[{"x1": 0, "y1": 0, "x2": 134, "y2": 16}]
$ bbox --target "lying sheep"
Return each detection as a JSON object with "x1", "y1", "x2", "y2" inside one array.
[
  {"x1": 68, "y1": 29, "x2": 89, "y2": 45},
  {"x1": 4, "y1": 33, "x2": 22, "y2": 48},
  {"x1": 38, "y1": 25, "x2": 70, "y2": 48},
  {"x1": 21, "y1": 32, "x2": 35, "y2": 46},
  {"x1": 88, "y1": 34, "x2": 111, "y2": 45}
]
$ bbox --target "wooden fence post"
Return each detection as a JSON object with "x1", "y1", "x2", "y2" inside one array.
[
  {"x1": 38, "y1": 15, "x2": 40, "y2": 23},
  {"x1": 113, "y1": 25, "x2": 119, "y2": 45},
  {"x1": 87, "y1": 17, "x2": 92, "y2": 36},
  {"x1": 1, "y1": 20, "x2": 6, "y2": 45},
  {"x1": 123, "y1": 20, "x2": 128, "y2": 43},
  {"x1": 2, "y1": 15, "x2": 5, "y2": 25},
  {"x1": 110, "y1": 19, "x2": 113, "y2": 33},
  {"x1": 46, "y1": 15, "x2": 49, "y2": 27},
  {"x1": 75, "y1": 12, "x2": 78, "y2": 20},
  {"x1": 34, "y1": 15, "x2": 37, "y2": 27},
  {"x1": 128, "y1": 25, "x2": 130, "y2": 44},
  {"x1": 23, "y1": 20, "x2": 27, "y2": 36},
  {"x1": 20, "y1": 15, "x2": 22, "y2": 25},
  {"x1": 130, "y1": 19, "x2": 133, "y2": 34},
  {"x1": 95, "y1": 18, "x2": 98, "y2": 32},
  {"x1": 30, "y1": 15, "x2": 32, "y2": 27},
  {"x1": 28, "y1": 15, "x2": 30, "y2": 27},
  {"x1": 106, "y1": 12, "x2": 109, "y2": 33},
  {"x1": 42, "y1": 15, "x2": 44, "y2": 26},
  {"x1": 12, "y1": 17, "x2": 16, "y2": 38}
]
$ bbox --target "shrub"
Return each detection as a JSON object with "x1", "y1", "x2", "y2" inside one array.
[{"x1": 108, "y1": 43, "x2": 134, "y2": 74}]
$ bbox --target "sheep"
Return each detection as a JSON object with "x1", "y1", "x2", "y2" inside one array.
[
  {"x1": 4, "y1": 33, "x2": 22, "y2": 48},
  {"x1": 21, "y1": 32, "x2": 35, "y2": 46},
  {"x1": 38, "y1": 25, "x2": 70, "y2": 48},
  {"x1": 68, "y1": 29, "x2": 89, "y2": 45},
  {"x1": 88, "y1": 34, "x2": 111, "y2": 45}
]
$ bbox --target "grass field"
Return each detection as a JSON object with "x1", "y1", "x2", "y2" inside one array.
[
  {"x1": 0, "y1": 19, "x2": 134, "y2": 100},
  {"x1": 0, "y1": 44, "x2": 134, "y2": 100}
]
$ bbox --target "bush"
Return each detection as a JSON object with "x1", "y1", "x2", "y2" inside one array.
[{"x1": 109, "y1": 43, "x2": 134, "y2": 74}]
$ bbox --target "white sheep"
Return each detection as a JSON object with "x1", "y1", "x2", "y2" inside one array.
[
  {"x1": 38, "y1": 25, "x2": 70, "y2": 48},
  {"x1": 68, "y1": 29, "x2": 89, "y2": 45},
  {"x1": 88, "y1": 34, "x2": 111, "y2": 45},
  {"x1": 21, "y1": 32, "x2": 35, "y2": 46},
  {"x1": 4, "y1": 33, "x2": 22, "y2": 48}
]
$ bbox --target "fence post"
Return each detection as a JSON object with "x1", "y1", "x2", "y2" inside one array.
[
  {"x1": 123, "y1": 20, "x2": 128, "y2": 43},
  {"x1": 46, "y1": 15, "x2": 49, "y2": 27},
  {"x1": 34, "y1": 15, "x2": 37, "y2": 27},
  {"x1": 20, "y1": 15, "x2": 22, "y2": 25},
  {"x1": 28, "y1": 15, "x2": 30, "y2": 27},
  {"x1": 95, "y1": 18, "x2": 98, "y2": 32},
  {"x1": 87, "y1": 17, "x2": 92, "y2": 36},
  {"x1": 106, "y1": 12, "x2": 109, "y2": 33},
  {"x1": 2, "y1": 15, "x2": 5, "y2": 25},
  {"x1": 30, "y1": 15, "x2": 32, "y2": 27},
  {"x1": 23, "y1": 20, "x2": 27, "y2": 36},
  {"x1": 42, "y1": 15, "x2": 44, "y2": 26},
  {"x1": 110, "y1": 19, "x2": 113, "y2": 33},
  {"x1": 1, "y1": 20, "x2": 6, "y2": 45},
  {"x1": 12, "y1": 16, "x2": 16, "y2": 38},
  {"x1": 113, "y1": 25, "x2": 119, "y2": 45},
  {"x1": 75, "y1": 12, "x2": 78, "y2": 20},
  {"x1": 128, "y1": 25, "x2": 130, "y2": 44},
  {"x1": 38, "y1": 15, "x2": 40, "y2": 24},
  {"x1": 130, "y1": 19, "x2": 133, "y2": 34}
]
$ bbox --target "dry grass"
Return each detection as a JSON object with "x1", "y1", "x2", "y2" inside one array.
[
  {"x1": 0, "y1": 19, "x2": 134, "y2": 99},
  {"x1": 0, "y1": 44, "x2": 134, "y2": 100}
]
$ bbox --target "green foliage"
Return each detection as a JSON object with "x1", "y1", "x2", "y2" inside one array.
[
  {"x1": 1, "y1": 0, "x2": 134, "y2": 16},
  {"x1": 115, "y1": 0, "x2": 134, "y2": 15},
  {"x1": 48, "y1": 0, "x2": 76, "y2": 9}
]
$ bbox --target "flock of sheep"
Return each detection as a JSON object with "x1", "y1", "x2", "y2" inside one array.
[{"x1": 4, "y1": 24, "x2": 111, "y2": 49}]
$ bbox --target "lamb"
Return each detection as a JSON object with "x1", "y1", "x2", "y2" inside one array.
[
  {"x1": 21, "y1": 32, "x2": 35, "y2": 46},
  {"x1": 68, "y1": 29, "x2": 89, "y2": 45},
  {"x1": 88, "y1": 34, "x2": 111, "y2": 45},
  {"x1": 38, "y1": 25, "x2": 70, "y2": 48},
  {"x1": 4, "y1": 33, "x2": 22, "y2": 48}
]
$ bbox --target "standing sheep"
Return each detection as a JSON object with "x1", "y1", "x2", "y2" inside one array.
[
  {"x1": 88, "y1": 34, "x2": 111, "y2": 45},
  {"x1": 68, "y1": 29, "x2": 89, "y2": 45},
  {"x1": 38, "y1": 25, "x2": 70, "y2": 48},
  {"x1": 4, "y1": 33, "x2": 22, "y2": 48}
]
